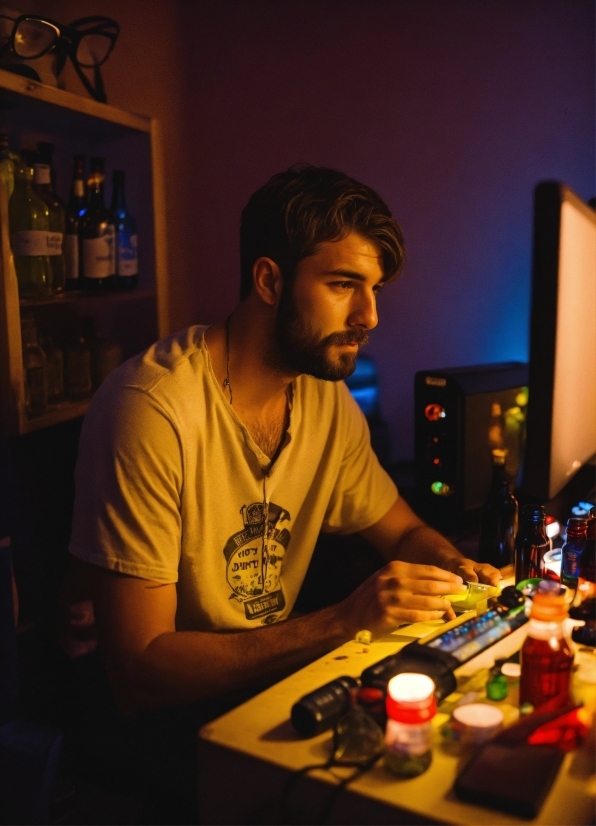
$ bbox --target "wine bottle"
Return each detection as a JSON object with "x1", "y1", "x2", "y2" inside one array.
[
  {"x1": 20, "y1": 316, "x2": 47, "y2": 417},
  {"x1": 9, "y1": 155, "x2": 53, "y2": 300},
  {"x1": 478, "y1": 449, "x2": 518, "y2": 568},
  {"x1": 79, "y1": 157, "x2": 115, "y2": 291},
  {"x1": 111, "y1": 170, "x2": 138, "y2": 289},
  {"x1": 65, "y1": 155, "x2": 87, "y2": 290},
  {"x1": 514, "y1": 505, "x2": 549, "y2": 583},
  {"x1": 0, "y1": 132, "x2": 20, "y2": 199},
  {"x1": 32, "y1": 162, "x2": 66, "y2": 294}
]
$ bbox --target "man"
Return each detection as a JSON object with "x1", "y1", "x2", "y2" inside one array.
[{"x1": 69, "y1": 165, "x2": 500, "y2": 719}]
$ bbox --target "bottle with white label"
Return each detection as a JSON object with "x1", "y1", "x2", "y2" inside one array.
[
  {"x1": 8, "y1": 157, "x2": 53, "y2": 300},
  {"x1": 65, "y1": 155, "x2": 86, "y2": 290},
  {"x1": 111, "y1": 170, "x2": 138, "y2": 290},
  {"x1": 79, "y1": 157, "x2": 115, "y2": 291},
  {"x1": 32, "y1": 162, "x2": 66, "y2": 294}
]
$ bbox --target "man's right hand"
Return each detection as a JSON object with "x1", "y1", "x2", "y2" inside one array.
[{"x1": 337, "y1": 560, "x2": 468, "y2": 635}]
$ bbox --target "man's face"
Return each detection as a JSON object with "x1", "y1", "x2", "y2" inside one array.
[{"x1": 273, "y1": 232, "x2": 384, "y2": 381}]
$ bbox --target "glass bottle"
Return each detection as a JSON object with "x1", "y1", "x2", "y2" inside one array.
[
  {"x1": 0, "y1": 132, "x2": 19, "y2": 199},
  {"x1": 478, "y1": 448, "x2": 518, "y2": 568},
  {"x1": 577, "y1": 510, "x2": 595, "y2": 604},
  {"x1": 514, "y1": 504, "x2": 549, "y2": 584},
  {"x1": 83, "y1": 316, "x2": 123, "y2": 390},
  {"x1": 65, "y1": 154, "x2": 86, "y2": 290},
  {"x1": 519, "y1": 585, "x2": 573, "y2": 712},
  {"x1": 20, "y1": 316, "x2": 47, "y2": 417},
  {"x1": 561, "y1": 517, "x2": 588, "y2": 597},
  {"x1": 32, "y1": 162, "x2": 66, "y2": 294},
  {"x1": 384, "y1": 673, "x2": 436, "y2": 777},
  {"x1": 79, "y1": 157, "x2": 115, "y2": 291},
  {"x1": 9, "y1": 157, "x2": 53, "y2": 300},
  {"x1": 39, "y1": 333, "x2": 64, "y2": 404},
  {"x1": 110, "y1": 170, "x2": 138, "y2": 290},
  {"x1": 65, "y1": 324, "x2": 92, "y2": 400},
  {"x1": 333, "y1": 688, "x2": 384, "y2": 764}
]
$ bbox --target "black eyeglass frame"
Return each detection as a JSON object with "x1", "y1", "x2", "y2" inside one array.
[{"x1": 0, "y1": 14, "x2": 119, "y2": 103}]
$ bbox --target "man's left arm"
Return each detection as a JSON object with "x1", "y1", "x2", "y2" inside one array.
[{"x1": 360, "y1": 496, "x2": 502, "y2": 585}]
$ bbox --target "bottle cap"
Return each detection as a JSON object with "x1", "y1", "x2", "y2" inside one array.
[
  {"x1": 566, "y1": 517, "x2": 588, "y2": 536},
  {"x1": 523, "y1": 504, "x2": 545, "y2": 521},
  {"x1": 529, "y1": 590, "x2": 568, "y2": 622},
  {"x1": 386, "y1": 673, "x2": 436, "y2": 724}
]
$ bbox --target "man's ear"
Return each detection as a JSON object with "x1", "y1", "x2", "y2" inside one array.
[{"x1": 252, "y1": 257, "x2": 283, "y2": 306}]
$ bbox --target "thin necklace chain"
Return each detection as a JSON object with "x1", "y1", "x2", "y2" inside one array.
[{"x1": 223, "y1": 314, "x2": 233, "y2": 404}]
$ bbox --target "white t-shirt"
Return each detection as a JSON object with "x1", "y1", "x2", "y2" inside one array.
[{"x1": 69, "y1": 326, "x2": 398, "y2": 630}]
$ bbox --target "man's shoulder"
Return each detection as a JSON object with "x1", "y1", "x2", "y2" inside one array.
[{"x1": 112, "y1": 325, "x2": 210, "y2": 394}]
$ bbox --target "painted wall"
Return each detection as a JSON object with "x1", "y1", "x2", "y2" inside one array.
[{"x1": 17, "y1": 0, "x2": 596, "y2": 462}]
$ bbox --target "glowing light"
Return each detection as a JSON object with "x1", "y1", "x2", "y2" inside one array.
[
  {"x1": 387, "y1": 673, "x2": 434, "y2": 703},
  {"x1": 424, "y1": 404, "x2": 446, "y2": 422},
  {"x1": 431, "y1": 481, "x2": 451, "y2": 496}
]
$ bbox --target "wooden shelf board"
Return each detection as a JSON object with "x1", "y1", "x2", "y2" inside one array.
[
  {"x1": 0, "y1": 69, "x2": 151, "y2": 133},
  {"x1": 19, "y1": 288, "x2": 156, "y2": 309},
  {"x1": 21, "y1": 399, "x2": 89, "y2": 433}
]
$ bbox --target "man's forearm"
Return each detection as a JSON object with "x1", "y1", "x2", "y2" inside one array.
[
  {"x1": 113, "y1": 603, "x2": 351, "y2": 714},
  {"x1": 393, "y1": 523, "x2": 464, "y2": 571}
]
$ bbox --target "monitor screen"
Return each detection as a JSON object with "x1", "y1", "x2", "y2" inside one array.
[{"x1": 521, "y1": 182, "x2": 596, "y2": 501}]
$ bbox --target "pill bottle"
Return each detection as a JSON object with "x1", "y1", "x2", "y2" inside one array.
[{"x1": 384, "y1": 673, "x2": 436, "y2": 777}]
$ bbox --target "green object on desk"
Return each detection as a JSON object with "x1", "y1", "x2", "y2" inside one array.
[{"x1": 486, "y1": 670, "x2": 508, "y2": 701}]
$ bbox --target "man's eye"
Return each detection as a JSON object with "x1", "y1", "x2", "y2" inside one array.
[{"x1": 333, "y1": 281, "x2": 354, "y2": 290}]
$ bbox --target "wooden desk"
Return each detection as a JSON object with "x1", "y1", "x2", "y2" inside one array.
[{"x1": 198, "y1": 611, "x2": 596, "y2": 825}]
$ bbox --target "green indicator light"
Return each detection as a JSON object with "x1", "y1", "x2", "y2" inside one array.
[{"x1": 431, "y1": 481, "x2": 451, "y2": 496}]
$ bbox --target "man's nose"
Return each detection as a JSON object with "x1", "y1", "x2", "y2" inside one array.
[{"x1": 349, "y1": 289, "x2": 378, "y2": 330}]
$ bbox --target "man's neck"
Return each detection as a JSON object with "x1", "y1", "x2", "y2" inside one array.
[{"x1": 205, "y1": 301, "x2": 294, "y2": 415}]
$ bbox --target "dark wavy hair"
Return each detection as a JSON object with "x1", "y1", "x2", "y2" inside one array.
[{"x1": 239, "y1": 165, "x2": 406, "y2": 300}]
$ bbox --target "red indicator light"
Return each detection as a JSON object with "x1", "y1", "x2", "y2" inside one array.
[
  {"x1": 424, "y1": 404, "x2": 446, "y2": 422},
  {"x1": 433, "y1": 458, "x2": 440, "y2": 465}
]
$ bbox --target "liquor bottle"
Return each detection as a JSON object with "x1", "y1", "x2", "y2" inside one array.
[
  {"x1": 577, "y1": 509, "x2": 595, "y2": 603},
  {"x1": 561, "y1": 517, "x2": 588, "y2": 594},
  {"x1": 9, "y1": 156, "x2": 53, "y2": 300},
  {"x1": 64, "y1": 155, "x2": 87, "y2": 290},
  {"x1": 478, "y1": 449, "x2": 518, "y2": 568},
  {"x1": 65, "y1": 325, "x2": 92, "y2": 400},
  {"x1": 110, "y1": 170, "x2": 138, "y2": 289},
  {"x1": 39, "y1": 333, "x2": 64, "y2": 404},
  {"x1": 0, "y1": 132, "x2": 19, "y2": 199},
  {"x1": 519, "y1": 585, "x2": 573, "y2": 712},
  {"x1": 32, "y1": 162, "x2": 66, "y2": 294},
  {"x1": 514, "y1": 504, "x2": 549, "y2": 583},
  {"x1": 20, "y1": 316, "x2": 47, "y2": 417},
  {"x1": 79, "y1": 157, "x2": 115, "y2": 291}
]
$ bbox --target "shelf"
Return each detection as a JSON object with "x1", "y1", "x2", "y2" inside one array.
[
  {"x1": 0, "y1": 68, "x2": 151, "y2": 139},
  {"x1": 19, "y1": 288, "x2": 156, "y2": 309},
  {"x1": 21, "y1": 399, "x2": 89, "y2": 434}
]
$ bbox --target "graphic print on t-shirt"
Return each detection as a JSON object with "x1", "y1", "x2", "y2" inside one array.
[{"x1": 223, "y1": 501, "x2": 291, "y2": 623}]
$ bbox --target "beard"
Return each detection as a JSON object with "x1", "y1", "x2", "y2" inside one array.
[{"x1": 272, "y1": 282, "x2": 369, "y2": 381}]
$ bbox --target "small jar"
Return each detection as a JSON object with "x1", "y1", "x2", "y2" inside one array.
[{"x1": 384, "y1": 673, "x2": 436, "y2": 777}]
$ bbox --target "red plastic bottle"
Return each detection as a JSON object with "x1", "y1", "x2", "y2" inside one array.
[{"x1": 520, "y1": 588, "x2": 573, "y2": 712}]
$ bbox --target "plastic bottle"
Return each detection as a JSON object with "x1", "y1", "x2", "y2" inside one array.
[
  {"x1": 519, "y1": 586, "x2": 573, "y2": 712},
  {"x1": 384, "y1": 673, "x2": 436, "y2": 777}
]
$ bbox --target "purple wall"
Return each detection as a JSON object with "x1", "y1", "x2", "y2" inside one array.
[{"x1": 182, "y1": 0, "x2": 595, "y2": 461}]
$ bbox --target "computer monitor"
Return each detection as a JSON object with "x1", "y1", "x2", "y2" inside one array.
[{"x1": 520, "y1": 182, "x2": 596, "y2": 502}]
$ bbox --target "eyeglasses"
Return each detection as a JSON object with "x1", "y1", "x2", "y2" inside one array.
[{"x1": 0, "y1": 14, "x2": 119, "y2": 102}]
